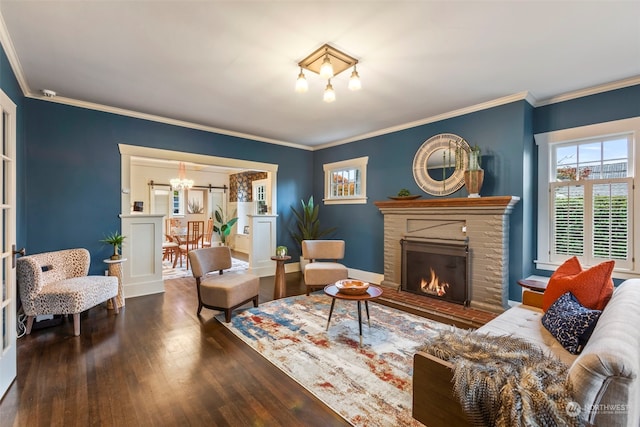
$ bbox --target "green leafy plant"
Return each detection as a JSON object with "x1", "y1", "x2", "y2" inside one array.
[
  {"x1": 213, "y1": 206, "x2": 238, "y2": 244},
  {"x1": 397, "y1": 188, "x2": 411, "y2": 197},
  {"x1": 100, "y1": 231, "x2": 126, "y2": 259},
  {"x1": 468, "y1": 144, "x2": 482, "y2": 170},
  {"x1": 290, "y1": 196, "x2": 337, "y2": 251}
]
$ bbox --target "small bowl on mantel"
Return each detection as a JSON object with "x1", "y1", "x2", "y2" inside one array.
[
  {"x1": 388, "y1": 195, "x2": 421, "y2": 200},
  {"x1": 335, "y1": 279, "x2": 370, "y2": 295}
]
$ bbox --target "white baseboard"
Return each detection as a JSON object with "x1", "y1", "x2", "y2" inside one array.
[
  {"x1": 348, "y1": 268, "x2": 384, "y2": 285},
  {"x1": 283, "y1": 262, "x2": 384, "y2": 286},
  {"x1": 124, "y1": 280, "x2": 165, "y2": 299}
]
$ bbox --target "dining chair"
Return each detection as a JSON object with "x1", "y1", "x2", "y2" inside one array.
[
  {"x1": 178, "y1": 220, "x2": 205, "y2": 270},
  {"x1": 162, "y1": 234, "x2": 179, "y2": 267},
  {"x1": 202, "y1": 218, "x2": 214, "y2": 248},
  {"x1": 165, "y1": 218, "x2": 180, "y2": 236}
]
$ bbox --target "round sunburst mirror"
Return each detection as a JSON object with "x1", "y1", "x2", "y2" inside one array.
[{"x1": 413, "y1": 133, "x2": 470, "y2": 196}]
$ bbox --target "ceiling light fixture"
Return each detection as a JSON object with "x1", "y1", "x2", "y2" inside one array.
[
  {"x1": 296, "y1": 43, "x2": 361, "y2": 103},
  {"x1": 319, "y1": 52, "x2": 334, "y2": 79},
  {"x1": 324, "y1": 80, "x2": 336, "y2": 103},
  {"x1": 348, "y1": 65, "x2": 361, "y2": 91},
  {"x1": 170, "y1": 162, "x2": 194, "y2": 190},
  {"x1": 295, "y1": 67, "x2": 308, "y2": 93}
]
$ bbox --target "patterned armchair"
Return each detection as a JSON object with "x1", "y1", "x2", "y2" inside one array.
[{"x1": 17, "y1": 248, "x2": 119, "y2": 336}]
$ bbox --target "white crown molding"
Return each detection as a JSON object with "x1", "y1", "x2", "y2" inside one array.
[
  {"x1": 317, "y1": 91, "x2": 534, "y2": 150},
  {"x1": 0, "y1": 11, "x2": 30, "y2": 96},
  {"x1": 535, "y1": 75, "x2": 640, "y2": 107}
]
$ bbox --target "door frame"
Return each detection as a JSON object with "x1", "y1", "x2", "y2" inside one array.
[
  {"x1": 0, "y1": 88, "x2": 17, "y2": 399},
  {"x1": 118, "y1": 144, "x2": 278, "y2": 217}
]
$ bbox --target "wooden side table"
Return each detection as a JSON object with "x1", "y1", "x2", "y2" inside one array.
[
  {"x1": 324, "y1": 284, "x2": 383, "y2": 347},
  {"x1": 104, "y1": 258, "x2": 127, "y2": 309},
  {"x1": 270, "y1": 255, "x2": 291, "y2": 300},
  {"x1": 517, "y1": 278, "x2": 547, "y2": 308}
]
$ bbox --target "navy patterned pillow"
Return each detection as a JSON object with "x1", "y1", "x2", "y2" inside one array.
[{"x1": 541, "y1": 291, "x2": 602, "y2": 354}]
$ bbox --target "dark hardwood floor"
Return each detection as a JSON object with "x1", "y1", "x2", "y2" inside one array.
[{"x1": 0, "y1": 272, "x2": 349, "y2": 427}]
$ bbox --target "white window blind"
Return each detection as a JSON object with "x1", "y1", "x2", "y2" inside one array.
[
  {"x1": 552, "y1": 184, "x2": 584, "y2": 257},
  {"x1": 592, "y1": 181, "x2": 630, "y2": 262}
]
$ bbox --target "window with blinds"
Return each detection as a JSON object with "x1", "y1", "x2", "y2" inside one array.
[{"x1": 550, "y1": 135, "x2": 633, "y2": 269}]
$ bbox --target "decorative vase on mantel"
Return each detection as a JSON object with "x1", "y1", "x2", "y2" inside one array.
[{"x1": 464, "y1": 146, "x2": 484, "y2": 198}]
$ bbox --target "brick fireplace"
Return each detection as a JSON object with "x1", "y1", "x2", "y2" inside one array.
[{"x1": 375, "y1": 196, "x2": 519, "y2": 313}]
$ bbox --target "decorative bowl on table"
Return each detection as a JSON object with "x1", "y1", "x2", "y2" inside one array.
[{"x1": 335, "y1": 279, "x2": 370, "y2": 295}]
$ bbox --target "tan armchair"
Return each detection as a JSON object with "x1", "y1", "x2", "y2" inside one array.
[
  {"x1": 17, "y1": 248, "x2": 119, "y2": 336},
  {"x1": 301, "y1": 240, "x2": 348, "y2": 295},
  {"x1": 188, "y1": 246, "x2": 259, "y2": 322}
]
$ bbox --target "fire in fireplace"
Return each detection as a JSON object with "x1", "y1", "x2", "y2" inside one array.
[{"x1": 401, "y1": 239, "x2": 469, "y2": 306}]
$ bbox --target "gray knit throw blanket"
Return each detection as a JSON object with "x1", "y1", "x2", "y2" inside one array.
[{"x1": 420, "y1": 328, "x2": 583, "y2": 427}]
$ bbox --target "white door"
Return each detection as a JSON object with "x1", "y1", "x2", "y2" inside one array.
[
  {"x1": 252, "y1": 178, "x2": 270, "y2": 214},
  {"x1": 0, "y1": 89, "x2": 17, "y2": 399}
]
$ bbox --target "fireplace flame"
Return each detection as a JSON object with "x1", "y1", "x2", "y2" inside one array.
[{"x1": 420, "y1": 268, "x2": 449, "y2": 297}]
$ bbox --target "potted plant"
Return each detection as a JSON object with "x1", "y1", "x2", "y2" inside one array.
[
  {"x1": 100, "y1": 231, "x2": 126, "y2": 260},
  {"x1": 213, "y1": 206, "x2": 238, "y2": 245},
  {"x1": 290, "y1": 196, "x2": 337, "y2": 253},
  {"x1": 464, "y1": 145, "x2": 484, "y2": 198}
]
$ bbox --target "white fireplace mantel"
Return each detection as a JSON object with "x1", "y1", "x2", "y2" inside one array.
[{"x1": 375, "y1": 196, "x2": 520, "y2": 313}]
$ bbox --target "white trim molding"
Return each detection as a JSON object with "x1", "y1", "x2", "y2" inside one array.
[
  {"x1": 323, "y1": 156, "x2": 368, "y2": 205},
  {"x1": 534, "y1": 116, "x2": 640, "y2": 279}
]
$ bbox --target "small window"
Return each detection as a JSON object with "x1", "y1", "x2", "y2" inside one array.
[
  {"x1": 323, "y1": 156, "x2": 368, "y2": 205},
  {"x1": 172, "y1": 190, "x2": 185, "y2": 216}
]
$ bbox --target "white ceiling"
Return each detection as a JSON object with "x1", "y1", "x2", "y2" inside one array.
[{"x1": 0, "y1": 1, "x2": 639, "y2": 148}]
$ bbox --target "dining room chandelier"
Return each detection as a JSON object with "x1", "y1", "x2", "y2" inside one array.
[
  {"x1": 170, "y1": 162, "x2": 194, "y2": 190},
  {"x1": 295, "y1": 43, "x2": 361, "y2": 103}
]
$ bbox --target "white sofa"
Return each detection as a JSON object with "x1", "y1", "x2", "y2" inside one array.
[{"x1": 413, "y1": 279, "x2": 640, "y2": 427}]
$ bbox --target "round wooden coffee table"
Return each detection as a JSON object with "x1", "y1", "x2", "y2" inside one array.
[{"x1": 324, "y1": 284, "x2": 383, "y2": 347}]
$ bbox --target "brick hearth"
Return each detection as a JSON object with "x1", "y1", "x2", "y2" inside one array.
[{"x1": 376, "y1": 287, "x2": 497, "y2": 329}]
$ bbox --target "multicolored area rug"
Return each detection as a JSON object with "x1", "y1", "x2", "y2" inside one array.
[
  {"x1": 162, "y1": 257, "x2": 248, "y2": 280},
  {"x1": 219, "y1": 292, "x2": 458, "y2": 426}
]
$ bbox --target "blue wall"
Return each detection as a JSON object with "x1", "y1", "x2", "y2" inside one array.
[
  {"x1": 534, "y1": 85, "x2": 640, "y2": 134},
  {"x1": 313, "y1": 100, "x2": 534, "y2": 301},
  {"x1": 23, "y1": 100, "x2": 312, "y2": 274}
]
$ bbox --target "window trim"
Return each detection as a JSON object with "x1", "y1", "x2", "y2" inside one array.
[
  {"x1": 323, "y1": 156, "x2": 368, "y2": 205},
  {"x1": 534, "y1": 117, "x2": 640, "y2": 279}
]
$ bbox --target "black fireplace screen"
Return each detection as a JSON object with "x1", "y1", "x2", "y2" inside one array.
[{"x1": 401, "y1": 239, "x2": 469, "y2": 306}]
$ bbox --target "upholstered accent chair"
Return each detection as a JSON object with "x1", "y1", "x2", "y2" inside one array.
[
  {"x1": 188, "y1": 246, "x2": 259, "y2": 322},
  {"x1": 17, "y1": 248, "x2": 119, "y2": 336},
  {"x1": 301, "y1": 240, "x2": 349, "y2": 295}
]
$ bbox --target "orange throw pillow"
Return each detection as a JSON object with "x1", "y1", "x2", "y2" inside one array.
[{"x1": 542, "y1": 257, "x2": 614, "y2": 312}]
